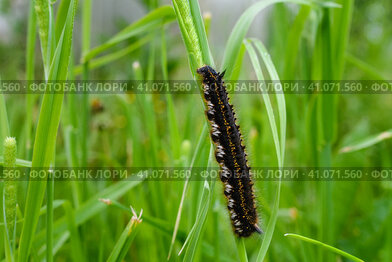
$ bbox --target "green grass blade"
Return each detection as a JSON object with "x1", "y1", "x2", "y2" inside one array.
[
  {"x1": 54, "y1": 0, "x2": 70, "y2": 43},
  {"x1": 316, "y1": 9, "x2": 341, "y2": 260},
  {"x1": 34, "y1": 0, "x2": 51, "y2": 73},
  {"x1": 182, "y1": 180, "x2": 211, "y2": 261},
  {"x1": 2, "y1": 137, "x2": 17, "y2": 262},
  {"x1": 334, "y1": 0, "x2": 354, "y2": 79},
  {"x1": 80, "y1": 0, "x2": 92, "y2": 169},
  {"x1": 26, "y1": 0, "x2": 36, "y2": 81},
  {"x1": 63, "y1": 126, "x2": 82, "y2": 207},
  {"x1": 222, "y1": 0, "x2": 339, "y2": 78},
  {"x1": 284, "y1": 233, "x2": 364, "y2": 262},
  {"x1": 46, "y1": 174, "x2": 54, "y2": 262},
  {"x1": 81, "y1": 0, "x2": 92, "y2": 56},
  {"x1": 74, "y1": 36, "x2": 151, "y2": 75},
  {"x1": 83, "y1": 6, "x2": 175, "y2": 62},
  {"x1": 106, "y1": 209, "x2": 142, "y2": 262},
  {"x1": 172, "y1": 0, "x2": 207, "y2": 72},
  {"x1": 160, "y1": 29, "x2": 181, "y2": 160},
  {"x1": 0, "y1": 158, "x2": 32, "y2": 167},
  {"x1": 64, "y1": 201, "x2": 85, "y2": 262},
  {"x1": 182, "y1": 146, "x2": 214, "y2": 261},
  {"x1": 18, "y1": 1, "x2": 78, "y2": 260},
  {"x1": 0, "y1": 92, "x2": 10, "y2": 154},
  {"x1": 188, "y1": 0, "x2": 214, "y2": 66},
  {"x1": 228, "y1": 42, "x2": 246, "y2": 84},
  {"x1": 244, "y1": 40, "x2": 281, "y2": 164},
  {"x1": 244, "y1": 39, "x2": 287, "y2": 261},
  {"x1": 48, "y1": 0, "x2": 78, "y2": 81},
  {"x1": 222, "y1": 0, "x2": 304, "y2": 77},
  {"x1": 283, "y1": 6, "x2": 311, "y2": 79},
  {"x1": 345, "y1": 53, "x2": 389, "y2": 80},
  {"x1": 251, "y1": 39, "x2": 286, "y2": 164},
  {"x1": 167, "y1": 124, "x2": 208, "y2": 259},
  {"x1": 236, "y1": 239, "x2": 248, "y2": 262},
  {"x1": 339, "y1": 129, "x2": 392, "y2": 154},
  {"x1": 34, "y1": 178, "x2": 144, "y2": 249},
  {"x1": 25, "y1": 0, "x2": 37, "y2": 159},
  {"x1": 100, "y1": 198, "x2": 192, "y2": 243}
]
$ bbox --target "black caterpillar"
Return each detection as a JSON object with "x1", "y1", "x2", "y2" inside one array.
[{"x1": 197, "y1": 65, "x2": 261, "y2": 237}]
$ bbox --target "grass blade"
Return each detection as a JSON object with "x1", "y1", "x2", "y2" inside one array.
[
  {"x1": 18, "y1": 1, "x2": 78, "y2": 260},
  {"x1": 182, "y1": 146, "x2": 214, "y2": 261},
  {"x1": 34, "y1": 0, "x2": 51, "y2": 73},
  {"x1": 284, "y1": 233, "x2": 364, "y2": 262},
  {"x1": 172, "y1": 0, "x2": 203, "y2": 71},
  {"x1": 236, "y1": 239, "x2": 249, "y2": 262},
  {"x1": 0, "y1": 92, "x2": 10, "y2": 154},
  {"x1": 222, "y1": 0, "x2": 339, "y2": 78},
  {"x1": 244, "y1": 39, "x2": 286, "y2": 261},
  {"x1": 334, "y1": 0, "x2": 354, "y2": 79},
  {"x1": 0, "y1": 158, "x2": 32, "y2": 168},
  {"x1": 54, "y1": 0, "x2": 71, "y2": 43},
  {"x1": 25, "y1": 0, "x2": 37, "y2": 159},
  {"x1": 74, "y1": 36, "x2": 151, "y2": 75},
  {"x1": 106, "y1": 208, "x2": 142, "y2": 262},
  {"x1": 34, "y1": 178, "x2": 144, "y2": 249},
  {"x1": 160, "y1": 29, "x2": 181, "y2": 160},
  {"x1": 188, "y1": 0, "x2": 214, "y2": 66},
  {"x1": 182, "y1": 180, "x2": 211, "y2": 261},
  {"x1": 167, "y1": 124, "x2": 208, "y2": 259},
  {"x1": 283, "y1": 6, "x2": 311, "y2": 79},
  {"x1": 64, "y1": 201, "x2": 85, "y2": 262},
  {"x1": 83, "y1": 6, "x2": 175, "y2": 62},
  {"x1": 2, "y1": 137, "x2": 17, "y2": 262},
  {"x1": 81, "y1": 0, "x2": 92, "y2": 57},
  {"x1": 345, "y1": 53, "x2": 389, "y2": 80},
  {"x1": 251, "y1": 39, "x2": 286, "y2": 163},
  {"x1": 339, "y1": 129, "x2": 392, "y2": 154},
  {"x1": 46, "y1": 173, "x2": 54, "y2": 262},
  {"x1": 244, "y1": 40, "x2": 281, "y2": 164}
]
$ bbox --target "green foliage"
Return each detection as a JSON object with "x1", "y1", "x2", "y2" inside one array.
[
  {"x1": 2, "y1": 137, "x2": 17, "y2": 261},
  {"x1": 0, "y1": 0, "x2": 391, "y2": 261},
  {"x1": 285, "y1": 233, "x2": 364, "y2": 262},
  {"x1": 18, "y1": 0, "x2": 78, "y2": 260},
  {"x1": 0, "y1": 92, "x2": 10, "y2": 155},
  {"x1": 83, "y1": 6, "x2": 176, "y2": 62}
]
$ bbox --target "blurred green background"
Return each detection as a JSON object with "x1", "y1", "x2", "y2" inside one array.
[{"x1": 0, "y1": 0, "x2": 391, "y2": 261}]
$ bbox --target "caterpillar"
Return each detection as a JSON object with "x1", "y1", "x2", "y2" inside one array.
[{"x1": 197, "y1": 65, "x2": 262, "y2": 237}]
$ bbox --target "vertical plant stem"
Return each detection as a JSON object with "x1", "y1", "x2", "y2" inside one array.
[
  {"x1": 188, "y1": 0, "x2": 214, "y2": 66},
  {"x1": 161, "y1": 28, "x2": 181, "y2": 161},
  {"x1": 18, "y1": 0, "x2": 78, "y2": 260},
  {"x1": 0, "y1": 88, "x2": 10, "y2": 259},
  {"x1": 34, "y1": 0, "x2": 50, "y2": 74},
  {"x1": 80, "y1": 0, "x2": 92, "y2": 167},
  {"x1": 82, "y1": 0, "x2": 91, "y2": 55},
  {"x1": 3, "y1": 137, "x2": 17, "y2": 262},
  {"x1": 335, "y1": 0, "x2": 354, "y2": 79},
  {"x1": 172, "y1": 0, "x2": 204, "y2": 72},
  {"x1": 148, "y1": 32, "x2": 170, "y2": 256},
  {"x1": 66, "y1": 54, "x2": 82, "y2": 208},
  {"x1": 79, "y1": 4, "x2": 92, "y2": 241},
  {"x1": 316, "y1": 8, "x2": 336, "y2": 262},
  {"x1": 167, "y1": 124, "x2": 208, "y2": 259},
  {"x1": 25, "y1": 0, "x2": 37, "y2": 159},
  {"x1": 236, "y1": 239, "x2": 249, "y2": 262},
  {"x1": 64, "y1": 201, "x2": 85, "y2": 262},
  {"x1": 134, "y1": 60, "x2": 163, "y2": 216},
  {"x1": 46, "y1": 172, "x2": 54, "y2": 262},
  {"x1": 0, "y1": 92, "x2": 10, "y2": 154}
]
